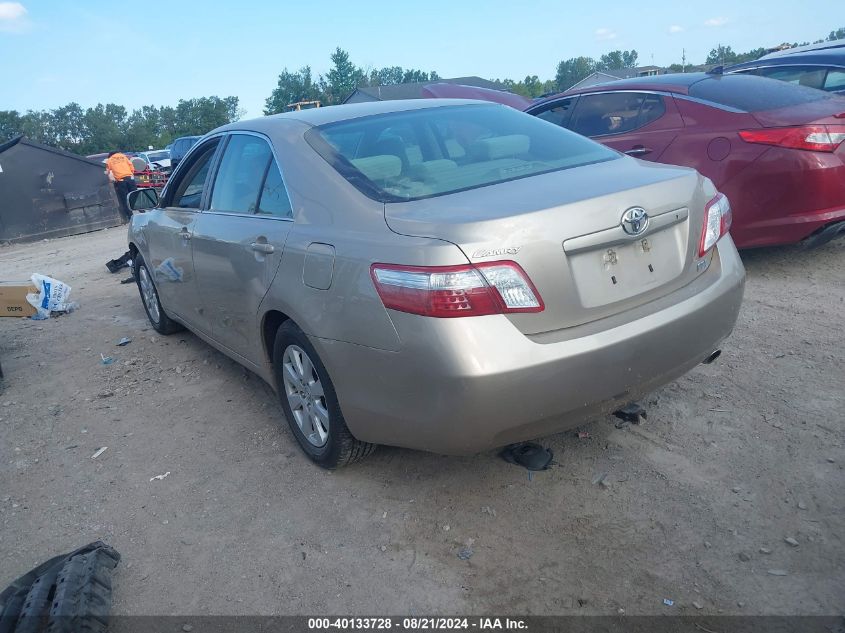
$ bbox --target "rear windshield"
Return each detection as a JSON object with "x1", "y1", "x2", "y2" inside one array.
[
  {"x1": 306, "y1": 104, "x2": 618, "y2": 202},
  {"x1": 689, "y1": 75, "x2": 832, "y2": 112}
]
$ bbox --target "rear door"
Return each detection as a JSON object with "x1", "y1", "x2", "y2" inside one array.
[
  {"x1": 566, "y1": 91, "x2": 684, "y2": 160},
  {"x1": 145, "y1": 137, "x2": 221, "y2": 333},
  {"x1": 191, "y1": 133, "x2": 294, "y2": 364}
]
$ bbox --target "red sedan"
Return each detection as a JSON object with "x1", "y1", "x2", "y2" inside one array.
[{"x1": 425, "y1": 74, "x2": 845, "y2": 248}]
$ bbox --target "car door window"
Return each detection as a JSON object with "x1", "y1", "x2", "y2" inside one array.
[
  {"x1": 823, "y1": 69, "x2": 845, "y2": 92},
  {"x1": 168, "y1": 140, "x2": 219, "y2": 209},
  {"x1": 533, "y1": 97, "x2": 577, "y2": 129},
  {"x1": 210, "y1": 134, "x2": 274, "y2": 214},
  {"x1": 257, "y1": 159, "x2": 293, "y2": 218},
  {"x1": 570, "y1": 92, "x2": 666, "y2": 137},
  {"x1": 756, "y1": 66, "x2": 826, "y2": 90}
]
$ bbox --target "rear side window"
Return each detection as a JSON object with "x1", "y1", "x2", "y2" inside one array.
[
  {"x1": 569, "y1": 92, "x2": 666, "y2": 137},
  {"x1": 258, "y1": 161, "x2": 293, "y2": 218},
  {"x1": 306, "y1": 104, "x2": 617, "y2": 202},
  {"x1": 755, "y1": 66, "x2": 827, "y2": 90},
  {"x1": 824, "y1": 69, "x2": 845, "y2": 92},
  {"x1": 689, "y1": 74, "x2": 831, "y2": 111},
  {"x1": 210, "y1": 135, "x2": 273, "y2": 214}
]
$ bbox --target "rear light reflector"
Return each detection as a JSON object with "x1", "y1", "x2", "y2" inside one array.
[
  {"x1": 739, "y1": 125, "x2": 845, "y2": 152},
  {"x1": 371, "y1": 261, "x2": 544, "y2": 318},
  {"x1": 699, "y1": 193, "x2": 732, "y2": 257}
]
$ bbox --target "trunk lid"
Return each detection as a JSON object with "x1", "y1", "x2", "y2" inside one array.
[{"x1": 384, "y1": 157, "x2": 713, "y2": 334}]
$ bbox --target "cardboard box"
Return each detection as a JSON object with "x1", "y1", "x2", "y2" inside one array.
[{"x1": 0, "y1": 281, "x2": 38, "y2": 317}]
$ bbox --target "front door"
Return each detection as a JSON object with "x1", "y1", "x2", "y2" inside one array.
[
  {"x1": 191, "y1": 133, "x2": 294, "y2": 364},
  {"x1": 567, "y1": 91, "x2": 684, "y2": 161},
  {"x1": 145, "y1": 138, "x2": 220, "y2": 334}
]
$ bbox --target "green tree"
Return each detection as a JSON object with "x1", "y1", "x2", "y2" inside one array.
[
  {"x1": 173, "y1": 96, "x2": 241, "y2": 137},
  {"x1": 264, "y1": 66, "x2": 321, "y2": 114},
  {"x1": 828, "y1": 27, "x2": 845, "y2": 41},
  {"x1": 0, "y1": 110, "x2": 23, "y2": 141},
  {"x1": 555, "y1": 56, "x2": 596, "y2": 90},
  {"x1": 50, "y1": 102, "x2": 86, "y2": 151},
  {"x1": 321, "y1": 47, "x2": 365, "y2": 104},
  {"x1": 597, "y1": 50, "x2": 639, "y2": 70},
  {"x1": 706, "y1": 45, "x2": 738, "y2": 65}
]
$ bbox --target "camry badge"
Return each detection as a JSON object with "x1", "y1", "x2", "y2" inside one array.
[{"x1": 621, "y1": 207, "x2": 649, "y2": 236}]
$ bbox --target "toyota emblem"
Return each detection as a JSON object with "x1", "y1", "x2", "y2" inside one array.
[{"x1": 621, "y1": 207, "x2": 649, "y2": 236}]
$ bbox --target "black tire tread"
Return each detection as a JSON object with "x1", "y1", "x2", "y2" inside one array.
[{"x1": 44, "y1": 547, "x2": 119, "y2": 633}]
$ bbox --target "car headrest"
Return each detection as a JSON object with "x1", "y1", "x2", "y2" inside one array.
[
  {"x1": 351, "y1": 155, "x2": 402, "y2": 181},
  {"x1": 409, "y1": 159, "x2": 458, "y2": 181},
  {"x1": 468, "y1": 134, "x2": 530, "y2": 161}
]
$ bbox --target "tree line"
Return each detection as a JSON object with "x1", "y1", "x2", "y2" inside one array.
[
  {"x1": 0, "y1": 96, "x2": 241, "y2": 156},
  {"x1": 3, "y1": 26, "x2": 842, "y2": 155}
]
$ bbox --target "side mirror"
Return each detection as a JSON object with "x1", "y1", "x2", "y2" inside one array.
[{"x1": 128, "y1": 188, "x2": 159, "y2": 211}]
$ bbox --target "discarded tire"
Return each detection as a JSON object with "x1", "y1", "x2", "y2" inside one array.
[{"x1": 0, "y1": 541, "x2": 120, "y2": 633}]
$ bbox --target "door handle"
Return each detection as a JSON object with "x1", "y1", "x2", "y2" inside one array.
[
  {"x1": 179, "y1": 229, "x2": 191, "y2": 240},
  {"x1": 624, "y1": 146, "x2": 653, "y2": 156},
  {"x1": 251, "y1": 242, "x2": 275, "y2": 254}
]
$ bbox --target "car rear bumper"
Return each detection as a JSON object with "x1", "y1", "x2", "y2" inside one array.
[{"x1": 315, "y1": 238, "x2": 746, "y2": 455}]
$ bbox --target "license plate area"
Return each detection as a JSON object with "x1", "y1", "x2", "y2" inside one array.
[{"x1": 567, "y1": 223, "x2": 688, "y2": 308}]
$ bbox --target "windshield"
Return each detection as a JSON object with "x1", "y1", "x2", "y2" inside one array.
[{"x1": 306, "y1": 104, "x2": 618, "y2": 202}]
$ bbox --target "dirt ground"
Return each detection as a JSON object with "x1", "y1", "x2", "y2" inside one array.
[{"x1": 0, "y1": 227, "x2": 842, "y2": 616}]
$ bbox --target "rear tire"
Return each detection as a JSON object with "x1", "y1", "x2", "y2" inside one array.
[
  {"x1": 134, "y1": 255, "x2": 182, "y2": 335},
  {"x1": 273, "y1": 321, "x2": 375, "y2": 468}
]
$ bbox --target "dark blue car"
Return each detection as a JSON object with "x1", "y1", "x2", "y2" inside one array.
[{"x1": 727, "y1": 42, "x2": 845, "y2": 94}]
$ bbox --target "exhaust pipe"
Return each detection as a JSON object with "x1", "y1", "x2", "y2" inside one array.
[{"x1": 702, "y1": 349, "x2": 722, "y2": 365}]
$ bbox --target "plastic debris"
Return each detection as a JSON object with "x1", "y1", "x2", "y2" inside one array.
[
  {"x1": 592, "y1": 472, "x2": 609, "y2": 486},
  {"x1": 116, "y1": 337, "x2": 132, "y2": 347},
  {"x1": 149, "y1": 472, "x2": 170, "y2": 482},
  {"x1": 499, "y1": 442, "x2": 553, "y2": 471},
  {"x1": 457, "y1": 547, "x2": 474, "y2": 560},
  {"x1": 100, "y1": 354, "x2": 115, "y2": 365},
  {"x1": 767, "y1": 569, "x2": 788, "y2": 576},
  {"x1": 784, "y1": 536, "x2": 799, "y2": 547},
  {"x1": 613, "y1": 402, "x2": 647, "y2": 425},
  {"x1": 663, "y1": 598, "x2": 674, "y2": 606},
  {"x1": 577, "y1": 431, "x2": 591, "y2": 439},
  {"x1": 91, "y1": 447, "x2": 107, "y2": 460},
  {"x1": 26, "y1": 273, "x2": 75, "y2": 319}
]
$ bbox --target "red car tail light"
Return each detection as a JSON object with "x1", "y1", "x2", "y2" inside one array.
[
  {"x1": 699, "y1": 193, "x2": 733, "y2": 257},
  {"x1": 370, "y1": 261, "x2": 544, "y2": 318},
  {"x1": 739, "y1": 125, "x2": 845, "y2": 152}
]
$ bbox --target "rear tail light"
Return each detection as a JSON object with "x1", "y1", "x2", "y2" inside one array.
[
  {"x1": 739, "y1": 125, "x2": 845, "y2": 152},
  {"x1": 371, "y1": 261, "x2": 544, "y2": 318},
  {"x1": 699, "y1": 193, "x2": 732, "y2": 257}
]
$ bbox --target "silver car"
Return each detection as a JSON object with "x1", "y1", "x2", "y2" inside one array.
[{"x1": 127, "y1": 99, "x2": 745, "y2": 468}]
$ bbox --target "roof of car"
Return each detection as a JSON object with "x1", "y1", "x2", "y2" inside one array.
[
  {"x1": 528, "y1": 73, "x2": 711, "y2": 109},
  {"x1": 217, "y1": 98, "x2": 496, "y2": 134},
  {"x1": 759, "y1": 39, "x2": 845, "y2": 59},
  {"x1": 727, "y1": 47, "x2": 845, "y2": 71}
]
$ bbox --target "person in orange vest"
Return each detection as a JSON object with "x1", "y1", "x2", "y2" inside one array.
[{"x1": 105, "y1": 151, "x2": 138, "y2": 222}]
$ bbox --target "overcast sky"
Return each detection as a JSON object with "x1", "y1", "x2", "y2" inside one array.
[{"x1": 0, "y1": 0, "x2": 839, "y2": 118}]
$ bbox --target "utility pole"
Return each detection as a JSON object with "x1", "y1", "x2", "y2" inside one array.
[{"x1": 682, "y1": 48, "x2": 686, "y2": 73}]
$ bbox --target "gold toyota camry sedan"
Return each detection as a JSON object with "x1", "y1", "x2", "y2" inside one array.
[{"x1": 127, "y1": 99, "x2": 745, "y2": 468}]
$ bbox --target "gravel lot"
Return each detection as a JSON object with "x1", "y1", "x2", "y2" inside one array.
[{"x1": 0, "y1": 227, "x2": 843, "y2": 615}]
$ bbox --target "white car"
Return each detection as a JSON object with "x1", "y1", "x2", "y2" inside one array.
[{"x1": 138, "y1": 150, "x2": 171, "y2": 171}]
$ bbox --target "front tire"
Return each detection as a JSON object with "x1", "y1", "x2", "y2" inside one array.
[
  {"x1": 134, "y1": 255, "x2": 182, "y2": 335},
  {"x1": 273, "y1": 321, "x2": 375, "y2": 468}
]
